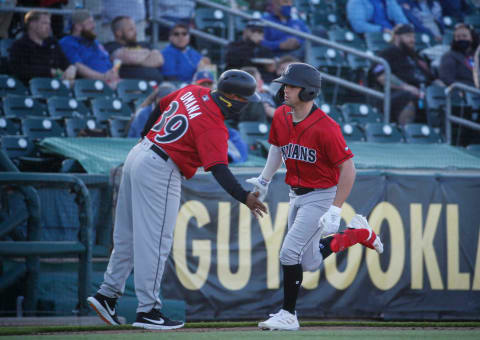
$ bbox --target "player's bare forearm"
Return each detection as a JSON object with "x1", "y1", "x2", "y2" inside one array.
[{"x1": 332, "y1": 158, "x2": 356, "y2": 208}]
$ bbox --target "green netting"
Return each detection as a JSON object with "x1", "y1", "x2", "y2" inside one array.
[{"x1": 38, "y1": 138, "x2": 480, "y2": 175}]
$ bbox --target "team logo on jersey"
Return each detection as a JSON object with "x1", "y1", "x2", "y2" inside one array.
[
  {"x1": 345, "y1": 146, "x2": 349, "y2": 151},
  {"x1": 202, "y1": 95, "x2": 209, "y2": 102},
  {"x1": 280, "y1": 143, "x2": 316, "y2": 163}
]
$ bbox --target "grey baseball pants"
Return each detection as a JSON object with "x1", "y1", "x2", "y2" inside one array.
[
  {"x1": 99, "y1": 138, "x2": 182, "y2": 313},
  {"x1": 279, "y1": 187, "x2": 337, "y2": 271}
]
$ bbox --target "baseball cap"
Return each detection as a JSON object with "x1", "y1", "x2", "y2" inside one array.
[
  {"x1": 393, "y1": 23, "x2": 415, "y2": 35},
  {"x1": 71, "y1": 9, "x2": 91, "y2": 26},
  {"x1": 193, "y1": 70, "x2": 215, "y2": 85},
  {"x1": 246, "y1": 19, "x2": 264, "y2": 30}
]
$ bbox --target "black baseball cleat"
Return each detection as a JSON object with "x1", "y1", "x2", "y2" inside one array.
[
  {"x1": 132, "y1": 309, "x2": 184, "y2": 330},
  {"x1": 87, "y1": 293, "x2": 121, "y2": 325}
]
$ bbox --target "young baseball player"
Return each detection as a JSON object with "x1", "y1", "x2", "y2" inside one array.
[
  {"x1": 87, "y1": 69, "x2": 268, "y2": 330},
  {"x1": 247, "y1": 62, "x2": 383, "y2": 331}
]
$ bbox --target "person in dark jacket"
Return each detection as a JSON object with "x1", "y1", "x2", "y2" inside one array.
[
  {"x1": 439, "y1": 23, "x2": 478, "y2": 87},
  {"x1": 9, "y1": 10, "x2": 76, "y2": 85},
  {"x1": 225, "y1": 19, "x2": 276, "y2": 82}
]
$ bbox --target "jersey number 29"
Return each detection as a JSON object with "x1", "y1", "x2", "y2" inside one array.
[{"x1": 152, "y1": 101, "x2": 189, "y2": 143}]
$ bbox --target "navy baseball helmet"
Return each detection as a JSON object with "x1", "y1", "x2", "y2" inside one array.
[
  {"x1": 274, "y1": 62, "x2": 322, "y2": 102},
  {"x1": 217, "y1": 69, "x2": 258, "y2": 101}
]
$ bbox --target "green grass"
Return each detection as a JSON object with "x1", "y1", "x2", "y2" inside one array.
[
  {"x1": 2, "y1": 329, "x2": 480, "y2": 340},
  {"x1": 0, "y1": 321, "x2": 479, "y2": 338}
]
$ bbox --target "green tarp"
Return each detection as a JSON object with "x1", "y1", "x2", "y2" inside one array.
[{"x1": 39, "y1": 137, "x2": 480, "y2": 174}]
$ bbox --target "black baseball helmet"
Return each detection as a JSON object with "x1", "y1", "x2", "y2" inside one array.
[
  {"x1": 217, "y1": 69, "x2": 257, "y2": 100},
  {"x1": 274, "y1": 62, "x2": 322, "y2": 102}
]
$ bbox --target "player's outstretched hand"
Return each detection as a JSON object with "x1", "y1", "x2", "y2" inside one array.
[
  {"x1": 246, "y1": 191, "x2": 268, "y2": 219},
  {"x1": 318, "y1": 205, "x2": 342, "y2": 237},
  {"x1": 246, "y1": 176, "x2": 270, "y2": 201}
]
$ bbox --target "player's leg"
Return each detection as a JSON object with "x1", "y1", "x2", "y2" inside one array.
[
  {"x1": 88, "y1": 144, "x2": 142, "y2": 325},
  {"x1": 130, "y1": 145, "x2": 184, "y2": 330}
]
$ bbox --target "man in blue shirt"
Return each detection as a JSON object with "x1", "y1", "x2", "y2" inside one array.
[
  {"x1": 60, "y1": 9, "x2": 119, "y2": 87},
  {"x1": 261, "y1": 0, "x2": 310, "y2": 60},
  {"x1": 160, "y1": 23, "x2": 211, "y2": 82},
  {"x1": 347, "y1": 0, "x2": 409, "y2": 34}
]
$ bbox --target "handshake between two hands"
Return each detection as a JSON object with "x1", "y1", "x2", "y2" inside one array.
[{"x1": 245, "y1": 176, "x2": 270, "y2": 219}]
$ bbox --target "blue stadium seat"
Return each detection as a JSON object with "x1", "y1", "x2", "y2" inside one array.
[
  {"x1": 364, "y1": 31, "x2": 391, "y2": 54},
  {"x1": 0, "y1": 116, "x2": 21, "y2": 135},
  {"x1": 0, "y1": 75, "x2": 29, "y2": 97},
  {"x1": 341, "y1": 122, "x2": 365, "y2": 142},
  {"x1": 108, "y1": 117, "x2": 131, "y2": 137},
  {"x1": 116, "y1": 79, "x2": 154, "y2": 104},
  {"x1": 3, "y1": 95, "x2": 47, "y2": 118},
  {"x1": 91, "y1": 98, "x2": 132, "y2": 130},
  {"x1": 320, "y1": 103, "x2": 344, "y2": 123},
  {"x1": 238, "y1": 121, "x2": 270, "y2": 157},
  {"x1": 365, "y1": 123, "x2": 403, "y2": 143},
  {"x1": 47, "y1": 96, "x2": 90, "y2": 118},
  {"x1": 64, "y1": 117, "x2": 98, "y2": 137},
  {"x1": 73, "y1": 79, "x2": 114, "y2": 101},
  {"x1": 29, "y1": 77, "x2": 70, "y2": 99},
  {"x1": 402, "y1": 123, "x2": 443, "y2": 144},
  {"x1": 341, "y1": 103, "x2": 382, "y2": 125},
  {"x1": 21, "y1": 117, "x2": 65, "y2": 140}
]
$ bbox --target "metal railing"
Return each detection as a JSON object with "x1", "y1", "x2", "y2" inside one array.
[
  {"x1": 445, "y1": 82, "x2": 480, "y2": 144},
  {"x1": 193, "y1": 0, "x2": 392, "y2": 122}
]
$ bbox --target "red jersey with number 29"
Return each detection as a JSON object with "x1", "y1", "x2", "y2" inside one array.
[
  {"x1": 269, "y1": 105, "x2": 354, "y2": 188},
  {"x1": 146, "y1": 85, "x2": 229, "y2": 179}
]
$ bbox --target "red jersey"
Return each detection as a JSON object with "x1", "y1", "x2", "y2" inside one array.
[
  {"x1": 146, "y1": 85, "x2": 229, "y2": 179},
  {"x1": 269, "y1": 105, "x2": 354, "y2": 188}
]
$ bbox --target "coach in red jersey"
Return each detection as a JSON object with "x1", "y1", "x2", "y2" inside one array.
[
  {"x1": 247, "y1": 63, "x2": 383, "y2": 331},
  {"x1": 87, "y1": 70, "x2": 267, "y2": 330}
]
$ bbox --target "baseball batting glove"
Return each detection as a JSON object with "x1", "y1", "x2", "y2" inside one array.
[
  {"x1": 318, "y1": 205, "x2": 342, "y2": 237},
  {"x1": 246, "y1": 176, "x2": 270, "y2": 201}
]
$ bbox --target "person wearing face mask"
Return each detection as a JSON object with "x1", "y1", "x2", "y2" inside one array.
[
  {"x1": 439, "y1": 23, "x2": 478, "y2": 87},
  {"x1": 261, "y1": 0, "x2": 310, "y2": 59},
  {"x1": 370, "y1": 23, "x2": 440, "y2": 125},
  {"x1": 59, "y1": 9, "x2": 119, "y2": 88},
  {"x1": 225, "y1": 20, "x2": 276, "y2": 82}
]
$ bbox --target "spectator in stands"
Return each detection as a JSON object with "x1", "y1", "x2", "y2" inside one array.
[
  {"x1": 8, "y1": 10, "x2": 77, "y2": 85},
  {"x1": 127, "y1": 83, "x2": 177, "y2": 138},
  {"x1": 371, "y1": 24, "x2": 440, "y2": 125},
  {"x1": 192, "y1": 70, "x2": 215, "y2": 89},
  {"x1": 104, "y1": 16, "x2": 164, "y2": 82},
  {"x1": 0, "y1": 0, "x2": 17, "y2": 39},
  {"x1": 398, "y1": 0, "x2": 444, "y2": 42},
  {"x1": 60, "y1": 10, "x2": 119, "y2": 88},
  {"x1": 347, "y1": 0, "x2": 409, "y2": 34},
  {"x1": 439, "y1": 23, "x2": 477, "y2": 87},
  {"x1": 160, "y1": 23, "x2": 211, "y2": 83},
  {"x1": 98, "y1": 0, "x2": 147, "y2": 43},
  {"x1": 261, "y1": 0, "x2": 310, "y2": 60},
  {"x1": 148, "y1": 0, "x2": 195, "y2": 41},
  {"x1": 437, "y1": 0, "x2": 469, "y2": 21},
  {"x1": 225, "y1": 19, "x2": 276, "y2": 82},
  {"x1": 242, "y1": 66, "x2": 276, "y2": 122}
]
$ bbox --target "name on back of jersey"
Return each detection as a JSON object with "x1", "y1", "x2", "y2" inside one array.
[
  {"x1": 280, "y1": 143, "x2": 316, "y2": 163},
  {"x1": 180, "y1": 91, "x2": 202, "y2": 119}
]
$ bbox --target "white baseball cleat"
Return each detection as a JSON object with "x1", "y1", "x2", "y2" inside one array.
[
  {"x1": 258, "y1": 309, "x2": 299, "y2": 331},
  {"x1": 348, "y1": 214, "x2": 384, "y2": 254}
]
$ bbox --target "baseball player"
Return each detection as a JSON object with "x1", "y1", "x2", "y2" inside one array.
[
  {"x1": 87, "y1": 69, "x2": 268, "y2": 330},
  {"x1": 247, "y1": 63, "x2": 383, "y2": 331}
]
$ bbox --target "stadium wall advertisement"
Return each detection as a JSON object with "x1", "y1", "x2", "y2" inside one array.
[{"x1": 159, "y1": 171, "x2": 480, "y2": 320}]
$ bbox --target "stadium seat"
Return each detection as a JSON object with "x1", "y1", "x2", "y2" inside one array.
[
  {"x1": 237, "y1": 121, "x2": 270, "y2": 157},
  {"x1": 73, "y1": 79, "x2": 114, "y2": 101},
  {"x1": 320, "y1": 103, "x2": 344, "y2": 123},
  {"x1": 341, "y1": 103, "x2": 382, "y2": 125},
  {"x1": 306, "y1": 46, "x2": 348, "y2": 71},
  {"x1": 116, "y1": 79, "x2": 154, "y2": 104},
  {"x1": 425, "y1": 85, "x2": 465, "y2": 127},
  {"x1": 29, "y1": 77, "x2": 70, "y2": 99},
  {"x1": 91, "y1": 98, "x2": 132, "y2": 130},
  {"x1": 64, "y1": 117, "x2": 98, "y2": 137},
  {"x1": 309, "y1": 8, "x2": 338, "y2": 29},
  {"x1": 364, "y1": 123, "x2": 403, "y2": 143},
  {"x1": 0, "y1": 116, "x2": 21, "y2": 135},
  {"x1": 328, "y1": 27, "x2": 366, "y2": 50},
  {"x1": 464, "y1": 14, "x2": 480, "y2": 30},
  {"x1": 415, "y1": 32, "x2": 432, "y2": 51},
  {"x1": 365, "y1": 31, "x2": 391, "y2": 53},
  {"x1": 21, "y1": 117, "x2": 65, "y2": 140},
  {"x1": 108, "y1": 117, "x2": 131, "y2": 137},
  {"x1": 0, "y1": 75, "x2": 29, "y2": 97},
  {"x1": 194, "y1": 7, "x2": 228, "y2": 38},
  {"x1": 0, "y1": 39, "x2": 13, "y2": 58},
  {"x1": 341, "y1": 122, "x2": 365, "y2": 142},
  {"x1": 402, "y1": 123, "x2": 443, "y2": 143},
  {"x1": 0, "y1": 135, "x2": 61, "y2": 172},
  {"x1": 47, "y1": 96, "x2": 91, "y2": 118},
  {"x1": 238, "y1": 101, "x2": 268, "y2": 124},
  {"x1": 3, "y1": 95, "x2": 47, "y2": 118}
]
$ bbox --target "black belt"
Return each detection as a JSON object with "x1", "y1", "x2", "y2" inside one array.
[
  {"x1": 150, "y1": 144, "x2": 169, "y2": 162},
  {"x1": 291, "y1": 187, "x2": 315, "y2": 195}
]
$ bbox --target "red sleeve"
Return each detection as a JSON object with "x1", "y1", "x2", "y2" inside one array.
[
  {"x1": 268, "y1": 107, "x2": 285, "y2": 146},
  {"x1": 197, "y1": 128, "x2": 229, "y2": 171},
  {"x1": 324, "y1": 124, "x2": 354, "y2": 166}
]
